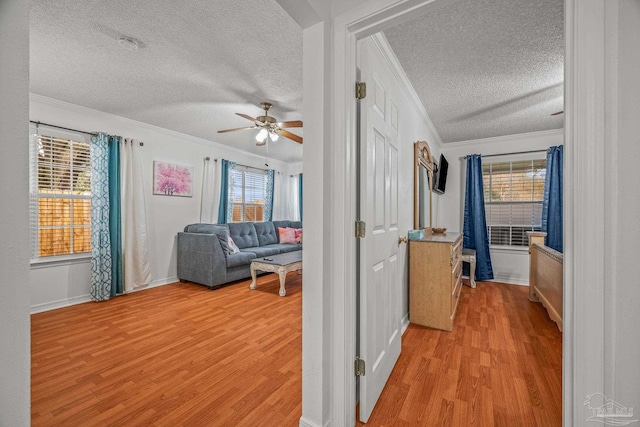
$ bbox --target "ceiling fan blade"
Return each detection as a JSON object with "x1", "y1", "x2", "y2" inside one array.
[
  {"x1": 217, "y1": 126, "x2": 256, "y2": 133},
  {"x1": 277, "y1": 129, "x2": 303, "y2": 144},
  {"x1": 278, "y1": 120, "x2": 303, "y2": 128},
  {"x1": 236, "y1": 113, "x2": 263, "y2": 124},
  {"x1": 551, "y1": 110, "x2": 564, "y2": 116}
]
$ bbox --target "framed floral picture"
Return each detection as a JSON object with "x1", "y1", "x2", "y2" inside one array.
[{"x1": 153, "y1": 161, "x2": 193, "y2": 197}]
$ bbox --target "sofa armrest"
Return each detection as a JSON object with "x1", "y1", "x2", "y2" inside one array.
[{"x1": 177, "y1": 232, "x2": 227, "y2": 287}]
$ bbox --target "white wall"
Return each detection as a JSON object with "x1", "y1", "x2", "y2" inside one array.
[
  {"x1": 438, "y1": 129, "x2": 564, "y2": 285},
  {"x1": 612, "y1": 0, "x2": 640, "y2": 414},
  {"x1": 29, "y1": 94, "x2": 300, "y2": 313},
  {"x1": 0, "y1": 0, "x2": 31, "y2": 424}
]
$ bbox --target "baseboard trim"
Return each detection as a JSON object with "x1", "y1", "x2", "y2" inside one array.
[
  {"x1": 30, "y1": 276, "x2": 179, "y2": 314},
  {"x1": 401, "y1": 313, "x2": 410, "y2": 334},
  {"x1": 30, "y1": 294, "x2": 92, "y2": 314},
  {"x1": 491, "y1": 276, "x2": 529, "y2": 286},
  {"x1": 299, "y1": 417, "x2": 331, "y2": 427},
  {"x1": 129, "y1": 276, "x2": 179, "y2": 293}
]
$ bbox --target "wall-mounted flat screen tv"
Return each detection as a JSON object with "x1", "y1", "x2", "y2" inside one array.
[{"x1": 433, "y1": 154, "x2": 448, "y2": 194}]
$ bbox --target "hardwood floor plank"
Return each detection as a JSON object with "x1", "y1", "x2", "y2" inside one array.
[
  {"x1": 32, "y1": 274, "x2": 303, "y2": 426},
  {"x1": 357, "y1": 281, "x2": 561, "y2": 426},
  {"x1": 32, "y1": 277, "x2": 560, "y2": 426}
]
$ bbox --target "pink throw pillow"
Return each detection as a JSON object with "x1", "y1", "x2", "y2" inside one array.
[
  {"x1": 279, "y1": 227, "x2": 297, "y2": 244},
  {"x1": 294, "y1": 228, "x2": 302, "y2": 244}
]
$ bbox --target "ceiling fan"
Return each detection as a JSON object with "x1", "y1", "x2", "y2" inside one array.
[{"x1": 218, "y1": 102, "x2": 303, "y2": 145}]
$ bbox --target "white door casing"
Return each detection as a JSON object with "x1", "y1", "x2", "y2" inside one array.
[{"x1": 357, "y1": 37, "x2": 403, "y2": 423}]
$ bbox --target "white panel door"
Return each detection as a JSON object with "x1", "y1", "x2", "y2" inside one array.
[{"x1": 358, "y1": 38, "x2": 402, "y2": 423}]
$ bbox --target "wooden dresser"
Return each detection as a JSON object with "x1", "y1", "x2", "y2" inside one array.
[{"x1": 409, "y1": 232, "x2": 463, "y2": 331}]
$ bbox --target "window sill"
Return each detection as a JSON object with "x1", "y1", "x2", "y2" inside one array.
[{"x1": 30, "y1": 254, "x2": 91, "y2": 269}]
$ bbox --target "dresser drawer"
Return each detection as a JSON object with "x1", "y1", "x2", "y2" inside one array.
[
  {"x1": 451, "y1": 258, "x2": 462, "y2": 294},
  {"x1": 409, "y1": 232, "x2": 463, "y2": 332},
  {"x1": 451, "y1": 271, "x2": 463, "y2": 317},
  {"x1": 451, "y1": 236, "x2": 462, "y2": 268}
]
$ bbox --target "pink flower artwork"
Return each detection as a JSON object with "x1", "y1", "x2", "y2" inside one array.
[{"x1": 153, "y1": 161, "x2": 193, "y2": 197}]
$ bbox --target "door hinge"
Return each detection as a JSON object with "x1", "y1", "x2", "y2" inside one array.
[
  {"x1": 355, "y1": 220, "x2": 366, "y2": 238},
  {"x1": 355, "y1": 357, "x2": 366, "y2": 377},
  {"x1": 355, "y1": 82, "x2": 367, "y2": 100}
]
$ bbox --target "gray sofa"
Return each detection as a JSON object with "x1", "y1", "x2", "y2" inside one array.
[{"x1": 177, "y1": 220, "x2": 302, "y2": 288}]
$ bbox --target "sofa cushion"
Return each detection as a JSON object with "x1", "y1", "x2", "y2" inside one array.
[
  {"x1": 228, "y1": 222, "x2": 259, "y2": 249},
  {"x1": 254, "y1": 222, "x2": 278, "y2": 246},
  {"x1": 183, "y1": 224, "x2": 234, "y2": 254},
  {"x1": 290, "y1": 221, "x2": 302, "y2": 229},
  {"x1": 227, "y1": 236, "x2": 240, "y2": 254},
  {"x1": 272, "y1": 220, "x2": 291, "y2": 232},
  {"x1": 226, "y1": 251, "x2": 257, "y2": 268},
  {"x1": 278, "y1": 227, "x2": 297, "y2": 244},
  {"x1": 262, "y1": 243, "x2": 301, "y2": 254},
  {"x1": 240, "y1": 246, "x2": 281, "y2": 258},
  {"x1": 184, "y1": 223, "x2": 229, "y2": 234}
]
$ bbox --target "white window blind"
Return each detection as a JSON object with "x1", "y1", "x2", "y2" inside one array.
[
  {"x1": 231, "y1": 167, "x2": 267, "y2": 222},
  {"x1": 483, "y1": 158, "x2": 546, "y2": 247},
  {"x1": 30, "y1": 133, "x2": 92, "y2": 258}
]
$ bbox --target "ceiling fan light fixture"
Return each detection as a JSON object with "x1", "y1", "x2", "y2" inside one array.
[
  {"x1": 255, "y1": 128, "x2": 268, "y2": 143},
  {"x1": 269, "y1": 131, "x2": 279, "y2": 142}
]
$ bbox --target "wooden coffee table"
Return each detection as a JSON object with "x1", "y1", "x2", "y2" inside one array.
[{"x1": 249, "y1": 250, "x2": 302, "y2": 296}]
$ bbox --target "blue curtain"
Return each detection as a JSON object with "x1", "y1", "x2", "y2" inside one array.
[
  {"x1": 463, "y1": 154, "x2": 494, "y2": 281},
  {"x1": 108, "y1": 136, "x2": 123, "y2": 297},
  {"x1": 90, "y1": 133, "x2": 113, "y2": 301},
  {"x1": 298, "y1": 173, "x2": 303, "y2": 221},
  {"x1": 264, "y1": 169, "x2": 275, "y2": 221},
  {"x1": 542, "y1": 145, "x2": 563, "y2": 252},
  {"x1": 217, "y1": 160, "x2": 230, "y2": 223},
  {"x1": 217, "y1": 160, "x2": 237, "y2": 223}
]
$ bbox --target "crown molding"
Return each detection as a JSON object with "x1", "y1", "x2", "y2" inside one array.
[
  {"x1": 29, "y1": 93, "x2": 291, "y2": 166},
  {"x1": 444, "y1": 128, "x2": 564, "y2": 148}
]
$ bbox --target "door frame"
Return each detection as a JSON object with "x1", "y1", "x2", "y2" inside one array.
[
  {"x1": 299, "y1": 0, "x2": 610, "y2": 425},
  {"x1": 323, "y1": 3, "x2": 464, "y2": 425}
]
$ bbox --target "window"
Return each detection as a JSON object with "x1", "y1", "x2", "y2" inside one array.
[
  {"x1": 230, "y1": 168, "x2": 267, "y2": 222},
  {"x1": 483, "y1": 158, "x2": 546, "y2": 247},
  {"x1": 30, "y1": 134, "x2": 91, "y2": 258}
]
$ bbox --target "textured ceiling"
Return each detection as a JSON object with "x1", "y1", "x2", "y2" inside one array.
[
  {"x1": 31, "y1": 0, "x2": 564, "y2": 162},
  {"x1": 30, "y1": 0, "x2": 304, "y2": 162},
  {"x1": 384, "y1": 0, "x2": 564, "y2": 143}
]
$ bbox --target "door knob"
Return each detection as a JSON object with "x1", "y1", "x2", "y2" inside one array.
[{"x1": 398, "y1": 236, "x2": 408, "y2": 245}]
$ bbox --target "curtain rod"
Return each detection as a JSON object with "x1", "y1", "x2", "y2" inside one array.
[
  {"x1": 30, "y1": 120, "x2": 98, "y2": 137},
  {"x1": 460, "y1": 149, "x2": 548, "y2": 160},
  {"x1": 235, "y1": 162, "x2": 269, "y2": 171}
]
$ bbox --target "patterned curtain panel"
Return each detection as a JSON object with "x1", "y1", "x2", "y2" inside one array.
[
  {"x1": 463, "y1": 154, "x2": 494, "y2": 281},
  {"x1": 28, "y1": 132, "x2": 39, "y2": 259},
  {"x1": 217, "y1": 160, "x2": 236, "y2": 223},
  {"x1": 264, "y1": 169, "x2": 275, "y2": 221},
  {"x1": 90, "y1": 132, "x2": 112, "y2": 301},
  {"x1": 542, "y1": 145, "x2": 563, "y2": 252}
]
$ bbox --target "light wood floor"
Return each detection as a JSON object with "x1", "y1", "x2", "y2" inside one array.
[
  {"x1": 32, "y1": 277, "x2": 561, "y2": 426},
  {"x1": 358, "y1": 282, "x2": 562, "y2": 426},
  {"x1": 32, "y1": 273, "x2": 303, "y2": 426}
]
